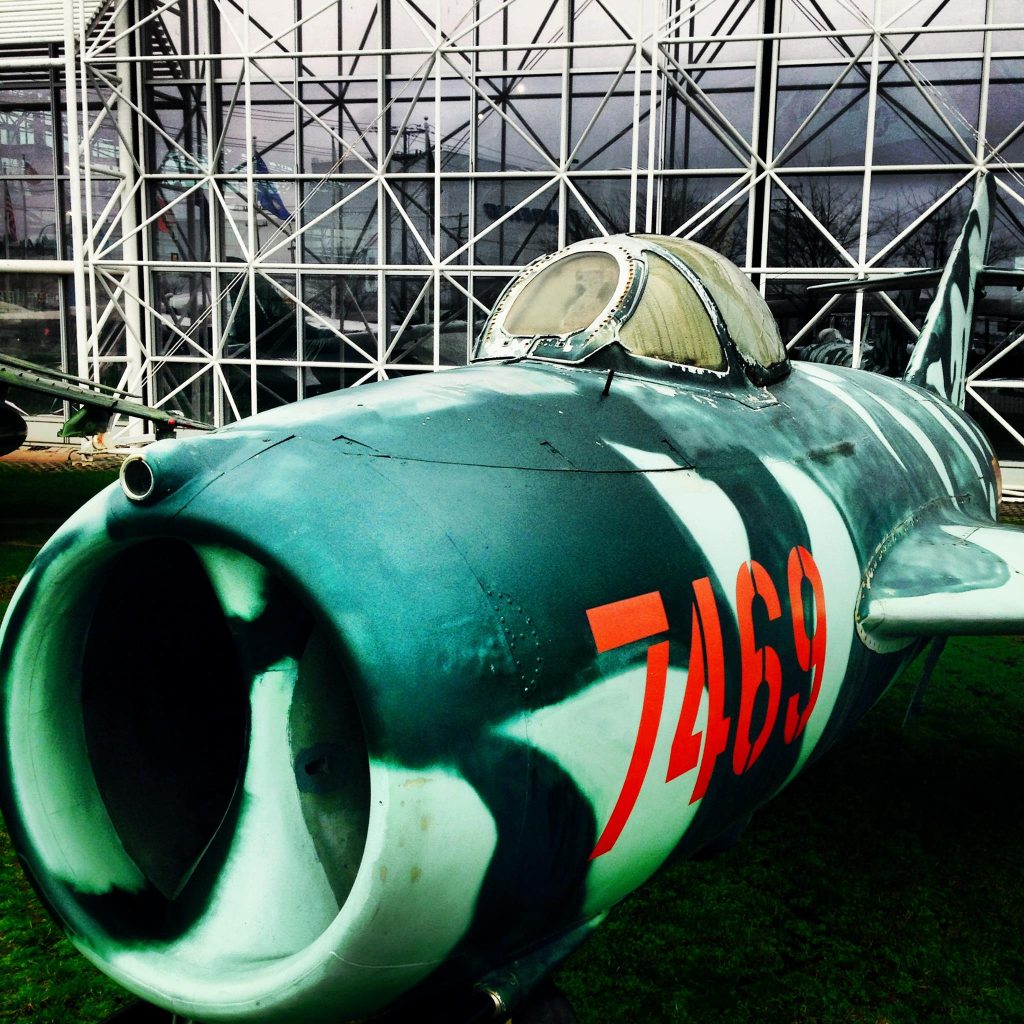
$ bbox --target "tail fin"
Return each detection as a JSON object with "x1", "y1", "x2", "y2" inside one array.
[
  {"x1": 902, "y1": 174, "x2": 995, "y2": 408},
  {"x1": 806, "y1": 176, "x2": 1013, "y2": 408}
]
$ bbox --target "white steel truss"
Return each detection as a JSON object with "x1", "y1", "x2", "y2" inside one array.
[{"x1": 4, "y1": 0, "x2": 1024, "y2": 455}]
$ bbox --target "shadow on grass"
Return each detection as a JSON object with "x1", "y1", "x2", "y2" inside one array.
[
  {"x1": 0, "y1": 463, "x2": 130, "y2": 1021},
  {"x1": 559, "y1": 637, "x2": 1024, "y2": 1023}
]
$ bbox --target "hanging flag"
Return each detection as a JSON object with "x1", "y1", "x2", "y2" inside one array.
[
  {"x1": 155, "y1": 200, "x2": 174, "y2": 233},
  {"x1": 23, "y1": 158, "x2": 39, "y2": 176},
  {"x1": 253, "y1": 153, "x2": 290, "y2": 220},
  {"x1": 3, "y1": 182, "x2": 16, "y2": 241}
]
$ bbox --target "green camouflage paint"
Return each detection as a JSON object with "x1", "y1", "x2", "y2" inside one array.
[{"x1": 0, "y1": 175, "x2": 1020, "y2": 1023}]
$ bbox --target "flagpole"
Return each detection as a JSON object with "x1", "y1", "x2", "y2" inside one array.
[
  {"x1": 20, "y1": 174, "x2": 28, "y2": 255},
  {"x1": 253, "y1": 137, "x2": 261, "y2": 252},
  {"x1": 3, "y1": 183, "x2": 10, "y2": 260}
]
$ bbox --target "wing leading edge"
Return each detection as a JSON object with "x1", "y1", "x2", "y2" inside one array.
[{"x1": 858, "y1": 518, "x2": 1024, "y2": 643}]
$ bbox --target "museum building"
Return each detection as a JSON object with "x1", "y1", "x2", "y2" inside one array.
[{"x1": 0, "y1": 0, "x2": 1023, "y2": 463}]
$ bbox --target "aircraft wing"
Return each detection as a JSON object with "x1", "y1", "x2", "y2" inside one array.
[
  {"x1": 808, "y1": 266, "x2": 1024, "y2": 295},
  {"x1": 807, "y1": 268, "x2": 944, "y2": 294},
  {"x1": 858, "y1": 520, "x2": 1024, "y2": 640},
  {"x1": 0, "y1": 354, "x2": 210, "y2": 436}
]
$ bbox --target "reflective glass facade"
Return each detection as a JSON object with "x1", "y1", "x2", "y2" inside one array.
[{"x1": 1, "y1": 0, "x2": 1024, "y2": 455}]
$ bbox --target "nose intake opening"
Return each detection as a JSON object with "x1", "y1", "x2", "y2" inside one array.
[
  {"x1": 81, "y1": 540, "x2": 250, "y2": 906},
  {"x1": 39, "y1": 535, "x2": 374, "y2": 958},
  {"x1": 2, "y1": 514, "x2": 380, "y2": 1015}
]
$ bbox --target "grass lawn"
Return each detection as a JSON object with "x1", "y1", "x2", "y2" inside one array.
[
  {"x1": 0, "y1": 461, "x2": 129, "y2": 1021},
  {"x1": 0, "y1": 462, "x2": 1022, "y2": 1023},
  {"x1": 558, "y1": 633, "x2": 1024, "y2": 1023}
]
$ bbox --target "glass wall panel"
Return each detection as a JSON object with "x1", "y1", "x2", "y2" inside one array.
[
  {"x1": 256, "y1": 362, "x2": 299, "y2": 408},
  {"x1": 775, "y1": 64, "x2": 869, "y2": 167},
  {"x1": 569, "y1": 72, "x2": 649, "y2": 171},
  {"x1": 475, "y1": 179, "x2": 559, "y2": 264},
  {"x1": 440, "y1": 179, "x2": 470, "y2": 263},
  {"x1": 467, "y1": 272, "x2": 513, "y2": 340},
  {"x1": 437, "y1": 274, "x2": 472, "y2": 365},
  {"x1": 873, "y1": 62, "x2": 977, "y2": 165},
  {"x1": 301, "y1": 180, "x2": 377, "y2": 264},
  {"x1": 0, "y1": 179, "x2": 56, "y2": 259},
  {"x1": 475, "y1": 76, "x2": 562, "y2": 170},
  {"x1": 991, "y1": 0, "x2": 1024, "y2": 52},
  {"x1": 990, "y1": 172, "x2": 1024, "y2": 268},
  {"x1": 386, "y1": 178, "x2": 435, "y2": 265},
  {"x1": 151, "y1": 270, "x2": 214, "y2": 357},
  {"x1": 149, "y1": 180, "x2": 212, "y2": 262},
  {"x1": 219, "y1": 364, "x2": 254, "y2": 420},
  {"x1": 568, "y1": 176, "x2": 639, "y2": 235},
  {"x1": 987, "y1": 59, "x2": 1024, "y2": 162},
  {"x1": 658, "y1": 68, "x2": 752, "y2": 170},
  {"x1": 151, "y1": 86, "x2": 209, "y2": 175},
  {"x1": 779, "y1": 0, "x2": 871, "y2": 34},
  {"x1": 660, "y1": 176, "x2": 749, "y2": 263},
  {"x1": 865, "y1": 173, "x2": 963, "y2": 262},
  {"x1": 300, "y1": 272, "x2": 379, "y2": 367},
  {"x1": 0, "y1": 104, "x2": 56, "y2": 181},
  {"x1": 0, "y1": 271, "x2": 63, "y2": 397},
  {"x1": 769, "y1": 175, "x2": 863, "y2": 267}
]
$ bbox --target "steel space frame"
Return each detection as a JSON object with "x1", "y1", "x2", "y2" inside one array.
[{"x1": 41, "y1": 0, "x2": 1024, "y2": 459}]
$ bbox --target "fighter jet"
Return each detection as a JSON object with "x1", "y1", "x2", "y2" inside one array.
[{"x1": 0, "y1": 175, "x2": 1020, "y2": 1024}]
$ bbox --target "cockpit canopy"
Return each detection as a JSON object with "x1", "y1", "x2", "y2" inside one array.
[{"x1": 474, "y1": 234, "x2": 788, "y2": 385}]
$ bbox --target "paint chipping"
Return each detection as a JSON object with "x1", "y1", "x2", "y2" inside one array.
[
  {"x1": 539, "y1": 439, "x2": 574, "y2": 466},
  {"x1": 808, "y1": 440, "x2": 856, "y2": 464},
  {"x1": 333, "y1": 433, "x2": 378, "y2": 452}
]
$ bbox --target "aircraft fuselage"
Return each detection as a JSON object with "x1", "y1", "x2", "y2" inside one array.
[{"x1": 0, "y1": 355, "x2": 999, "y2": 1022}]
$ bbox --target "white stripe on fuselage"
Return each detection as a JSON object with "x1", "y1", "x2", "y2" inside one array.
[
  {"x1": 866, "y1": 370, "x2": 988, "y2": 489},
  {"x1": 504, "y1": 445, "x2": 753, "y2": 913},
  {"x1": 911, "y1": 395, "x2": 984, "y2": 481},
  {"x1": 797, "y1": 364, "x2": 908, "y2": 472},
  {"x1": 501, "y1": 661, "x2": 709, "y2": 917},
  {"x1": 608, "y1": 443, "x2": 750, "y2": 618},
  {"x1": 937, "y1": 399, "x2": 991, "y2": 464},
  {"x1": 856, "y1": 383, "x2": 957, "y2": 496},
  {"x1": 929, "y1": 396, "x2": 997, "y2": 506},
  {"x1": 761, "y1": 457, "x2": 864, "y2": 784}
]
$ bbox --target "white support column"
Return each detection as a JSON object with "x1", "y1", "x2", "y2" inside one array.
[
  {"x1": 115, "y1": 0, "x2": 145, "y2": 422},
  {"x1": 644, "y1": 0, "x2": 661, "y2": 233},
  {"x1": 78, "y1": 0, "x2": 102, "y2": 383},
  {"x1": 627, "y1": 0, "x2": 643, "y2": 234},
  {"x1": 558, "y1": 0, "x2": 571, "y2": 250},
  {"x1": 243, "y1": 0, "x2": 258, "y2": 413},
  {"x1": 433, "y1": 0, "x2": 442, "y2": 370},
  {"x1": 63, "y1": 0, "x2": 89, "y2": 378},
  {"x1": 853, "y1": 1, "x2": 884, "y2": 369},
  {"x1": 375, "y1": 3, "x2": 387, "y2": 381},
  {"x1": 977, "y1": 0, "x2": 994, "y2": 166},
  {"x1": 207, "y1": 2, "x2": 226, "y2": 427}
]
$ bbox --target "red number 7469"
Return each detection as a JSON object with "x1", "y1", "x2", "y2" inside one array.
[{"x1": 585, "y1": 547, "x2": 826, "y2": 859}]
